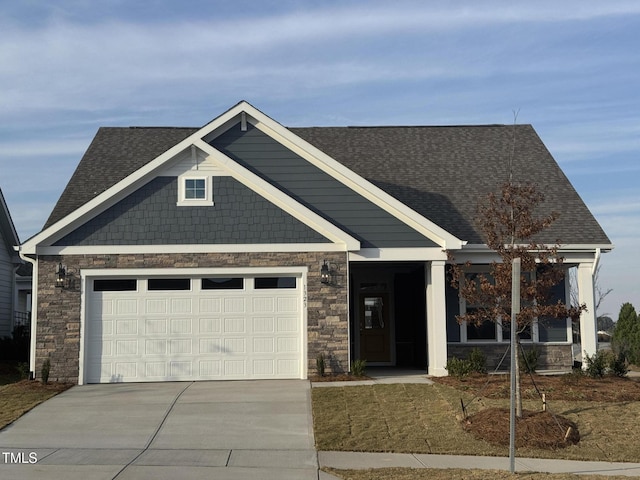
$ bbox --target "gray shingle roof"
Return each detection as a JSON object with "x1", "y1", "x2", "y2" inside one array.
[{"x1": 44, "y1": 123, "x2": 610, "y2": 246}]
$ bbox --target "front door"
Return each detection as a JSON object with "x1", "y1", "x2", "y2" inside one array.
[{"x1": 359, "y1": 293, "x2": 391, "y2": 362}]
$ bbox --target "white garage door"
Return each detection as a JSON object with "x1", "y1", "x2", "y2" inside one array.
[{"x1": 84, "y1": 275, "x2": 303, "y2": 383}]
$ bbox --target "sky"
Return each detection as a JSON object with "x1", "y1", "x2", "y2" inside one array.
[{"x1": 1, "y1": 1, "x2": 638, "y2": 318}]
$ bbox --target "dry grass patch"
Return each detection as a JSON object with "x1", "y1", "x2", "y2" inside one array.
[
  {"x1": 312, "y1": 382, "x2": 640, "y2": 462},
  {"x1": 0, "y1": 380, "x2": 72, "y2": 430},
  {"x1": 323, "y1": 467, "x2": 636, "y2": 480}
]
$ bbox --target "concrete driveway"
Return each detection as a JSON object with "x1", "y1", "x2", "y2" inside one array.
[{"x1": 0, "y1": 380, "x2": 319, "y2": 479}]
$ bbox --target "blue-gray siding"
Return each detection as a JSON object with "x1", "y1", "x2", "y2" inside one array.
[
  {"x1": 209, "y1": 123, "x2": 437, "y2": 249},
  {"x1": 0, "y1": 234, "x2": 13, "y2": 337},
  {"x1": 54, "y1": 176, "x2": 330, "y2": 246}
]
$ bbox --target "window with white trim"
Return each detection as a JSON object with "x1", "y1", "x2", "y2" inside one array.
[
  {"x1": 459, "y1": 271, "x2": 500, "y2": 342},
  {"x1": 457, "y1": 267, "x2": 570, "y2": 344},
  {"x1": 177, "y1": 175, "x2": 213, "y2": 206}
]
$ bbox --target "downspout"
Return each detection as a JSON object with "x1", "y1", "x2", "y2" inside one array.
[
  {"x1": 592, "y1": 247, "x2": 601, "y2": 275},
  {"x1": 17, "y1": 247, "x2": 37, "y2": 380}
]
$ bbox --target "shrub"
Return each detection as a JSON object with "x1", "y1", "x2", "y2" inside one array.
[
  {"x1": 41, "y1": 358, "x2": 51, "y2": 385},
  {"x1": 584, "y1": 350, "x2": 609, "y2": 378},
  {"x1": 519, "y1": 348, "x2": 538, "y2": 374},
  {"x1": 316, "y1": 354, "x2": 326, "y2": 377},
  {"x1": 446, "y1": 357, "x2": 473, "y2": 378},
  {"x1": 468, "y1": 348, "x2": 487, "y2": 374},
  {"x1": 611, "y1": 302, "x2": 640, "y2": 365},
  {"x1": 609, "y1": 352, "x2": 629, "y2": 377},
  {"x1": 351, "y1": 359, "x2": 366, "y2": 377}
]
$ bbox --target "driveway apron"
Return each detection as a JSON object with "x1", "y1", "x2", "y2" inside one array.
[{"x1": 0, "y1": 380, "x2": 318, "y2": 480}]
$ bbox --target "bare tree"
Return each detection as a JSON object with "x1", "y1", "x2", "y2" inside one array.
[{"x1": 448, "y1": 181, "x2": 586, "y2": 417}]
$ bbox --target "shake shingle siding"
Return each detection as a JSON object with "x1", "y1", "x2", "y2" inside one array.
[
  {"x1": 210, "y1": 123, "x2": 437, "y2": 248},
  {"x1": 54, "y1": 176, "x2": 330, "y2": 246}
]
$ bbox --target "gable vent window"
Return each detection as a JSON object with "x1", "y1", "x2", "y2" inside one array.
[{"x1": 177, "y1": 175, "x2": 214, "y2": 206}]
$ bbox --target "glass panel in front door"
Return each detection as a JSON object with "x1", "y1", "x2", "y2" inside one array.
[{"x1": 364, "y1": 297, "x2": 384, "y2": 329}]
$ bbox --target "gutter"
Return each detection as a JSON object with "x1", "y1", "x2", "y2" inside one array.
[{"x1": 16, "y1": 246, "x2": 37, "y2": 380}]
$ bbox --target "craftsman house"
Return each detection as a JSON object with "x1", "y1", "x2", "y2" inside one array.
[{"x1": 20, "y1": 101, "x2": 611, "y2": 384}]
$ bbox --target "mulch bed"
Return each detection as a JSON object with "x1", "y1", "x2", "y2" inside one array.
[
  {"x1": 464, "y1": 407, "x2": 580, "y2": 449},
  {"x1": 3, "y1": 379, "x2": 73, "y2": 393},
  {"x1": 433, "y1": 372, "x2": 640, "y2": 402}
]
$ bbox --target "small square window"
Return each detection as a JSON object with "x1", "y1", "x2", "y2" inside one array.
[
  {"x1": 177, "y1": 176, "x2": 213, "y2": 206},
  {"x1": 185, "y1": 179, "x2": 206, "y2": 199}
]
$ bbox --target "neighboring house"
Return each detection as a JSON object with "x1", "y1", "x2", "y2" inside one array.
[
  {"x1": 0, "y1": 188, "x2": 24, "y2": 338},
  {"x1": 20, "y1": 101, "x2": 612, "y2": 384}
]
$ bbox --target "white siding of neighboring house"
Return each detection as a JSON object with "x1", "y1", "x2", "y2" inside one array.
[{"x1": 0, "y1": 234, "x2": 13, "y2": 337}]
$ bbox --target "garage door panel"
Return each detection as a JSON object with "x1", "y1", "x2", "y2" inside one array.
[
  {"x1": 170, "y1": 318, "x2": 192, "y2": 334},
  {"x1": 277, "y1": 316, "x2": 299, "y2": 333},
  {"x1": 224, "y1": 360, "x2": 246, "y2": 376},
  {"x1": 199, "y1": 360, "x2": 223, "y2": 377},
  {"x1": 145, "y1": 339, "x2": 167, "y2": 355},
  {"x1": 224, "y1": 297, "x2": 246, "y2": 313},
  {"x1": 146, "y1": 299, "x2": 167, "y2": 314},
  {"x1": 145, "y1": 318, "x2": 167, "y2": 334},
  {"x1": 253, "y1": 317, "x2": 275, "y2": 333},
  {"x1": 224, "y1": 338, "x2": 246, "y2": 354},
  {"x1": 115, "y1": 319, "x2": 138, "y2": 335},
  {"x1": 86, "y1": 274, "x2": 303, "y2": 383},
  {"x1": 116, "y1": 299, "x2": 138, "y2": 315},
  {"x1": 253, "y1": 337, "x2": 275, "y2": 353},
  {"x1": 224, "y1": 317, "x2": 246, "y2": 333},
  {"x1": 170, "y1": 298, "x2": 192, "y2": 314},
  {"x1": 199, "y1": 318, "x2": 221, "y2": 334},
  {"x1": 199, "y1": 298, "x2": 221, "y2": 313}
]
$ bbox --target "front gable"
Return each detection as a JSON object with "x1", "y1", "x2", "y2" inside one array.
[
  {"x1": 23, "y1": 101, "x2": 461, "y2": 255},
  {"x1": 53, "y1": 175, "x2": 332, "y2": 246}
]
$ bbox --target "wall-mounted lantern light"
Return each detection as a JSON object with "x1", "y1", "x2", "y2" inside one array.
[
  {"x1": 55, "y1": 263, "x2": 67, "y2": 288},
  {"x1": 321, "y1": 260, "x2": 332, "y2": 285}
]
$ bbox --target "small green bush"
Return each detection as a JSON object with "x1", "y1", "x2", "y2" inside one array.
[
  {"x1": 467, "y1": 348, "x2": 487, "y2": 374},
  {"x1": 609, "y1": 352, "x2": 629, "y2": 377},
  {"x1": 519, "y1": 348, "x2": 538, "y2": 374},
  {"x1": 41, "y1": 358, "x2": 51, "y2": 385},
  {"x1": 446, "y1": 357, "x2": 473, "y2": 378},
  {"x1": 316, "y1": 354, "x2": 326, "y2": 377},
  {"x1": 584, "y1": 350, "x2": 609, "y2": 378},
  {"x1": 351, "y1": 359, "x2": 367, "y2": 377}
]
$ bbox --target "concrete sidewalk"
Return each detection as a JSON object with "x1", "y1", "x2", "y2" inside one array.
[
  {"x1": 0, "y1": 380, "x2": 318, "y2": 480},
  {"x1": 319, "y1": 451, "x2": 640, "y2": 477}
]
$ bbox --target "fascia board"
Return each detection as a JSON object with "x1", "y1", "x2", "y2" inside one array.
[
  {"x1": 460, "y1": 243, "x2": 614, "y2": 253},
  {"x1": 21, "y1": 102, "x2": 260, "y2": 253},
  {"x1": 38, "y1": 244, "x2": 347, "y2": 255},
  {"x1": 194, "y1": 139, "x2": 361, "y2": 251},
  {"x1": 239, "y1": 109, "x2": 464, "y2": 250}
]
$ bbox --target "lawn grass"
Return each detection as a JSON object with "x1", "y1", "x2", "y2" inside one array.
[
  {"x1": 323, "y1": 467, "x2": 636, "y2": 480},
  {"x1": 312, "y1": 383, "x2": 640, "y2": 463},
  {"x1": 0, "y1": 380, "x2": 72, "y2": 430}
]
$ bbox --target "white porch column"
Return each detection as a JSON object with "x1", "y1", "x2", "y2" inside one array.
[
  {"x1": 427, "y1": 260, "x2": 448, "y2": 376},
  {"x1": 577, "y1": 262, "x2": 598, "y2": 363}
]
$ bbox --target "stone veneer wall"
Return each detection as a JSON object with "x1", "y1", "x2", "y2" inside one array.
[
  {"x1": 447, "y1": 343, "x2": 574, "y2": 371},
  {"x1": 35, "y1": 251, "x2": 348, "y2": 384}
]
